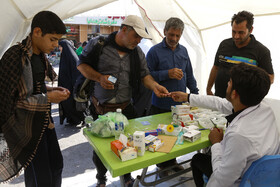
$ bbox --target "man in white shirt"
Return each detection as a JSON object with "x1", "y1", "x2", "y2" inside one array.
[{"x1": 171, "y1": 63, "x2": 280, "y2": 187}]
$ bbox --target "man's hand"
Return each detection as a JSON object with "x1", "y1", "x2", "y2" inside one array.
[
  {"x1": 208, "y1": 128, "x2": 224, "y2": 145},
  {"x1": 153, "y1": 84, "x2": 170, "y2": 98},
  {"x1": 47, "y1": 87, "x2": 70, "y2": 103},
  {"x1": 171, "y1": 91, "x2": 188, "y2": 102},
  {"x1": 99, "y1": 75, "x2": 114, "y2": 89},
  {"x1": 206, "y1": 88, "x2": 214, "y2": 96},
  {"x1": 52, "y1": 86, "x2": 67, "y2": 92},
  {"x1": 168, "y1": 68, "x2": 183, "y2": 80}
]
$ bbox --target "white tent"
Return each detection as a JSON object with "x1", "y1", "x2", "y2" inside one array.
[{"x1": 1, "y1": 0, "x2": 280, "y2": 99}]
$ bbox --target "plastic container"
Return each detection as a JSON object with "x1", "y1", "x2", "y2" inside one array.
[{"x1": 133, "y1": 131, "x2": 145, "y2": 156}]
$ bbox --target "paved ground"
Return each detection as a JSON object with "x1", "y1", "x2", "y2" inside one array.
[{"x1": 2, "y1": 101, "x2": 196, "y2": 187}]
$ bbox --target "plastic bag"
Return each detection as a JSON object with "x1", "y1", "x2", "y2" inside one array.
[{"x1": 87, "y1": 112, "x2": 129, "y2": 138}]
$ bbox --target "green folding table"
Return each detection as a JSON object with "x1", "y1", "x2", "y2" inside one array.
[{"x1": 83, "y1": 112, "x2": 211, "y2": 186}]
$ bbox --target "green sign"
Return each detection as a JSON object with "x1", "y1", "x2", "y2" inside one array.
[{"x1": 87, "y1": 18, "x2": 118, "y2": 25}]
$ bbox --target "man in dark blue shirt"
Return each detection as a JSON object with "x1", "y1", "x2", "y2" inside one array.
[
  {"x1": 147, "y1": 17, "x2": 198, "y2": 112},
  {"x1": 146, "y1": 17, "x2": 199, "y2": 177}
]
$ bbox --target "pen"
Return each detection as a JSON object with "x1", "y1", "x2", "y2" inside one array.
[
  {"x1": 199, "y1": 128, "x2": 207, "y2": 131},
  {"x1": 210, "y1": 119, "x2": 221, "y2": 132}
]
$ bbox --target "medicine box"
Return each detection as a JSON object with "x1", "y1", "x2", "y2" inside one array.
[
  {"x1": 148, "y1": 139, "x2": 164, "y2": 152},
  {"x1": 183, "y1": 130, "x2": 201, "y2": 142},
  {"x1": 183, "y1": 125, "x2": 199, "y2": 133},
  {"x1": 110, "y1": 140, "x2": 137, "y2": 161},
  {"x1": 133, "y1": 131, "x2": 145, "y2": 156}
]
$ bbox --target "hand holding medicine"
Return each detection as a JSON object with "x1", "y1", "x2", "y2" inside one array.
[
  {"x1": 108, "y1": 75, "x2": 117, "y2": 84},
  {"x1": 99, "y1": 75, "x2": 115, "y2": 89}
]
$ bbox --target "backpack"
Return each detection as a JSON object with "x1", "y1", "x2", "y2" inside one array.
[{"x1": 73, "y1": 36, "x2": 106, "y2": 111}]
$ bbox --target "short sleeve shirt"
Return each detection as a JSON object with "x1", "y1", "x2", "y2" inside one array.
[{"x1": 214, "y1": 35, "x2": 273, "y2": 98}]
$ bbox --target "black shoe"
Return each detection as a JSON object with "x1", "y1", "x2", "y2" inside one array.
[
  {"x1": 96, "y1": 179, "x2": 106, "y2": 187},
  {"x1": 172, "y1": 164, "x2": 185, "y2": 172},
  {"x1": 158, "y1": 167, "x2": 169, "y2": 178},
  {"x1": 124, "y1": 177, "x2": 135, "y2": 187}
]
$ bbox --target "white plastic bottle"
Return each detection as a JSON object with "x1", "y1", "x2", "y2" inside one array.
[
  {"x1": 114, "y1": 108, "x2": 124, "y2": 140},
  {"x1": 133, "y1": 131, "x2": 145, "y2": 156}
]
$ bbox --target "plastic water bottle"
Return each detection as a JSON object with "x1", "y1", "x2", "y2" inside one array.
[
  {"x1": 114, "y1": 108, "x2": 124, "y2": 140},
  {"x1": 84, "y1": 115, "x2": 94, "y2": 129}
]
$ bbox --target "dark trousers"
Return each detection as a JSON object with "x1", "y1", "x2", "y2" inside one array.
[
  {"x1": 24, "y1": 128, "x2": 63, "y2": 187},
  {"x1": 191, "y1": 153, "x2": 213, "y2": 187},
  {"x1": 92, "y1": 103, "x2": 137, "y2": 183},
  {"x1": 150, "y1": 105, "x2": 177, "y2": 168}
]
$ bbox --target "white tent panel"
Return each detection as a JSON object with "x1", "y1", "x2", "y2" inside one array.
[
  {"x1": 176, "y1": 0, "x2": 280, "y2": 30},
  {"x1": 1, "y1": 0, "x2": 280, "y2": 99},
  {"x1": 0, "y1": 0, "x2": 115, "y2": 57}
]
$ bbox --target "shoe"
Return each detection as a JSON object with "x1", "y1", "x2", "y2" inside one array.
[
  {"x1": 172, "y1": 164, "x2": 185, "y2": 172},
  {"x1": 158, "y1": 167, "x2": 170, "y2": 178},
  {"x1": 96, "y1": 180, "x2": 106, "y2": 187},
  {"x1": 124, "y1": 177, "x2": 135, "y2": 187}
]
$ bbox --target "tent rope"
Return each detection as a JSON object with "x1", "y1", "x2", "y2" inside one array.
[{"x1": 133, "y1": 0, "x2": 164, "y2": 39}]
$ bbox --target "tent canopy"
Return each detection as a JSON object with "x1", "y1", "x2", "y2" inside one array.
[{"x1": 1, "y1": 0, "x2": 280, "y2": 98}]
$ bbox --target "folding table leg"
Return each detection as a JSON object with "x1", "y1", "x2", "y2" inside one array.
[{"x1": 119, "y1": 175, "x2": 125, "y2": 187}]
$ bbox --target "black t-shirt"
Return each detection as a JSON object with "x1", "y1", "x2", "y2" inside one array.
[
  {"x1": 214, "y1": 35, "x2": 273, "y2": 98},
  {"x1": 31, "y1": 54, "x2": 47, "y2": 94}
]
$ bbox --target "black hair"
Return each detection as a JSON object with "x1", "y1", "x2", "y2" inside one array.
[
  {"x1": 230, "y1": 63, "x2": 270, "y2": 106},
  {"x1": 82, "y1": 41, "x2": 88, "y2": 47},
  {"x1": 31, "y1": 11, "x2": 66, "y2": 36},
  {"x1": 231, "y1": 11, "x2": 254, "y2": 30}
]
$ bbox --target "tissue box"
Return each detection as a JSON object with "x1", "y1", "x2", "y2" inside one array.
[
  {"x1": 183, "y1": 130, "x2": 201, "y2": 142},
  {"x1": 110, "y1": 140, "x2": 137, "y2": 161},
  {"x1": 119, "y1": 147, "x2": 137, "y2": 161}
]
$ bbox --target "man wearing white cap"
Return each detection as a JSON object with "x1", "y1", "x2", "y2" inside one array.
[{"x1": 78, "y1": 15, "x2": 169, "y2": 187}]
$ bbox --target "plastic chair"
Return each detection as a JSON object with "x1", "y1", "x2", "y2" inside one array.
[{"x1": 239, "y1": 155, "x2": 280, "y2": 187}]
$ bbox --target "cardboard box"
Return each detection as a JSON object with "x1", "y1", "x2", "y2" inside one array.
[
  {"x1": 183, "y1": 125, "x2": 199, "y2": 133},
  {"x1": 148, "y1": 139, "x2": 164, "y2": 152},
  {"x1": 111, "y1": 140, "x2": 123, "y2": 159},
  {"x1": 183, "y1": 130, "x2": 201, "y2": 142},
  {"x1": 110, "y1": 140, "x2": 137, "y2": 161},
  {"x1": 171, "y1": 105, "x2": 191, "y2": 115},
  {"x1": 119, "y1": 147, "x2": 137, "y2": 161},
  {"x1": 133, "y1": 131, "x2": 145, "y2": 156}
]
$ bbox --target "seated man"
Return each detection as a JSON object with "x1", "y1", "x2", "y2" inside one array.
[{"x1": 171, "y1": 63, "x2": 280, "y2": 187}]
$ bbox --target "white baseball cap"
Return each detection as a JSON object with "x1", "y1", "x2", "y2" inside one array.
[{"x1": 122, "y1": 15, "x2": 152, "y2": 40}]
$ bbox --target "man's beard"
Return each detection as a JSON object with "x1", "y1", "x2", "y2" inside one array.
[{"x1": 235, "y1": 33, "x2": 250, "y2": 46}]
